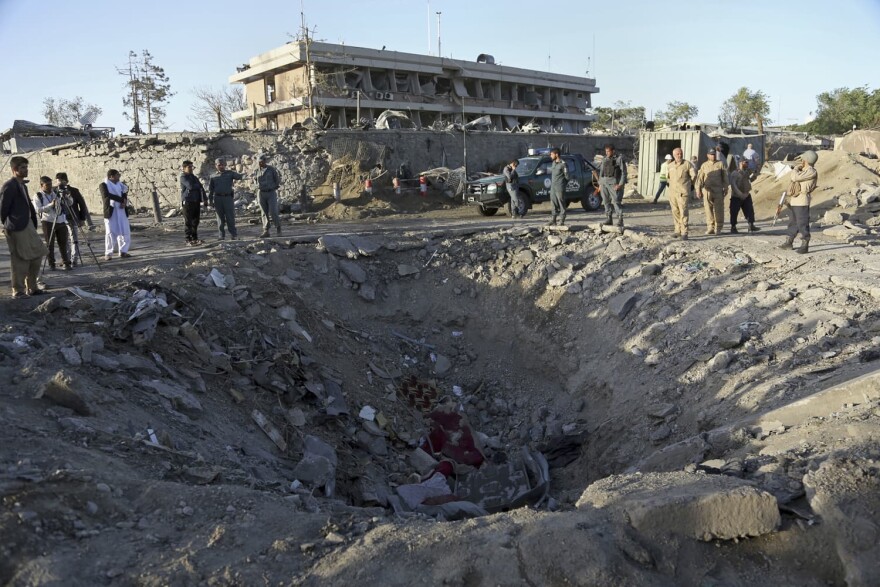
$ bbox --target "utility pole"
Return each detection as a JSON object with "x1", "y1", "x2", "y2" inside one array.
[
  {"x1": 301, "y1": 1, "x2": 314, "y2": 119},
  {"x1": 436, "y1": 11, "x2": 442, "y2": 58},
  {"x1": 427, "y1": 0, "x2": 431, "y2": 55}
]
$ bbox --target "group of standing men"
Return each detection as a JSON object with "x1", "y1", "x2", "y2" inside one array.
[
  {"x1": 660, "y1": 142, "x2": 817, "y2": 253},
  {"x1": 178, "y1": 153, "x2": 281, "y2": 244},
  {"x1": 661, "y1": 144, "x2": 761, "y2": 240}
]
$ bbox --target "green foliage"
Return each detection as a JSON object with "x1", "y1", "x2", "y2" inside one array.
[
  {"x1": 801, "y1": 86, "x2": 880, "y2": 135},
  {"x1": 719, "y1": 87, "x2": 771, "y2": 128},
  {"x1": 656, "y1": 101, "x2": 699, "y2": 125},
  {"x1": 119, "y1": 50, "x2": 174, "y2": 134},
  {"x1": 41, "y1": 97, "x2": 102, "y2": 127},
  {"x1": 591, "y1": 101, "x2": 646, "y2": 131}
]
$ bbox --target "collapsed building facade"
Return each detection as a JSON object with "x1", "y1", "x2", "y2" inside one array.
[{"x1": 229, "y1": 41, "x2": 599, "y2": 133}]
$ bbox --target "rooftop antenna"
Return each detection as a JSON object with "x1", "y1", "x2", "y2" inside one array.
[
  {"x1": 427, "y1": 0, "x2": 431, "y2": 55},
  {"x1": 436, "y1": 11, "x2": 442, "y2": 57},
  {"x1": 547, "y1": 48, "x2": 551, "y2": 72}
]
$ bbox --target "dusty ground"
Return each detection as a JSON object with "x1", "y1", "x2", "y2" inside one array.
[{"x1": 2, "y1": 150, "x2": 880, "y2": 586}]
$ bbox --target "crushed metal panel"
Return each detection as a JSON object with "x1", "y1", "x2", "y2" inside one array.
[{"x1": 454, "y1": 448, "x2": 550, "y2": 513}]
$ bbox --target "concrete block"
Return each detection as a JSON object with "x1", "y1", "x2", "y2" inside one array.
[{"x1": 577, "y1": 471, "x2": 780, "y2": 541}]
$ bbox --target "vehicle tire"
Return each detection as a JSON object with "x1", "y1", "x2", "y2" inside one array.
[
  {"x1": 581, "y1": 191, "x2": 602, "y2": 212},
  {"x1": 478, "y1": 206, "x2": 499, "y2": 216},
  {"x1": 520, "y1": 190, "x2": 532, "y2": 212}
]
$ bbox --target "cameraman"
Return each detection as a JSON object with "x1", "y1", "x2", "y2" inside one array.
[
  {"x1": 55, "y1": 172, "x2": 92, "y2": 266},
  {"x1": 32, "y1": 176, "x2": 71, "y2": 270}
]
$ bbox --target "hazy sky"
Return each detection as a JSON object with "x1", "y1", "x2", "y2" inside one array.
[{"x1": 0, "y1": 0, "x2": 878, "y2": 133}]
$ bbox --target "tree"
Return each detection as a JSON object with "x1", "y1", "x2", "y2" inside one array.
[
  {"x1": 42, "y1": 97, "x2": 103, "y2": 127},
  {"x1": 188, "y1": 86, "x2": 247, "y2": 131},
  {"x1": 591, "y1": 100, "x2": 646, "y2": 131},
  {"x1": 656, "y1": 101, "x2": 698, "y2": 125},
  {"x1": 718, "y1": 87, "x2": 771, "y2": 129},
  {"x1": 118, "y1": 50, "x2": 174, "y2": 134},
  {"x1": 802, "y1": 86, "x2": 880, "y2": 135}
]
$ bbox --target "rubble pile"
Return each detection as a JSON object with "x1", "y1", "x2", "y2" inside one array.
[{"x1": 2, "y1": 206, "x2": 880, "y2": 583}]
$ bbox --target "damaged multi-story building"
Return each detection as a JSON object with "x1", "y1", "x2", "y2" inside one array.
[{"x1": 229, "y1": 41, "x2": 599, "y2": 133}]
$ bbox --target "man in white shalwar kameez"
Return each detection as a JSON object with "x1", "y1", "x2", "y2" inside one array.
[{"x1": 98, "y1": 169, "x2": 132, "y2": 260}]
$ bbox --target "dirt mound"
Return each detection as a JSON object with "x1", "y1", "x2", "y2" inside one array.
[{"x1": 752, "y1": 150, "x2": 880, "y2": 218}]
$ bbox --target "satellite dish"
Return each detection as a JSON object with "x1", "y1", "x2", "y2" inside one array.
[{"x1": 79, "y1": 111, "x2": 99, "y2": 129}]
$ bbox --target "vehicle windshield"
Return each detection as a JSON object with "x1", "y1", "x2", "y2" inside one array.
[{"x1": 516, "y1": 158, "x2": 541, "y2": 176}]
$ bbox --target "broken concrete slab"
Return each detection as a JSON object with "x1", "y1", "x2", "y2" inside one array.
[
  {"x1": 348, "y1": 235, "x2": 383, "y2": 256},
  {"x1": 608, "y1": 292, "x2": 639, "y2": 320},
  {"x1": 139, "y1": 379, "x2": 203, "y2": 415},
  {"x1": 339, "y1": 259, "x2": 367, "y2": 284},
  {"x1": 35, "y1": 371, "x2": 90, "y2": 416},
  {"x1": 397, "y1": 264, "x2": 420, "y2": 277},
  {"x1": 318, "y1": 234, "x2": 359, "y2": 258},
  {"x1": 577, "y1": 471, "x2": 780, "y2": 541},
  {"x1": 293, "y1": 435, "x2": 337, "y2": 496},
  {"x1": 805, "y1": 457, "x2": 880, "y2": 587}
]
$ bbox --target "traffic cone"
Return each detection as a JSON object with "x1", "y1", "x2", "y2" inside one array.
[
  {"x1": 365, "y1": 177, "x2": 373, "y2": 195},
  {"x1": 419, "y1": 175, "x2": 428, "y2": 197}
]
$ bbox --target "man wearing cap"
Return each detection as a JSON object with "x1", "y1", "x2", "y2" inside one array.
[
  {"x1": 695, "y1": 148, "x2": 729, "y2": 235},
  {"x1": 779, "y1": 151, "x2": 818, "y2": 254},
  {"x1": 666, "y1": 148, "x2": 696, "y2": 240},
  {"x1": 729, "y1": 159, "x2": 760, "y2": 233},
  {"x1": 254, "y1": 153, "x2": 282, "y2": 237},
  {"x1": 1, "y1": 156, "x2": 46, "y2": 297},
  {"x1": 598, "y1": 143, "x2": 626, "y2": 227},
  {"x1": 653, "y1": 154, "x2": 672, "y2": 203},
  {"x1": 180, "y1": 160, "x2": 207, "y2": 246},
  {"x1": 209, "y1": 158, "x2": 244, "y2": 240}
]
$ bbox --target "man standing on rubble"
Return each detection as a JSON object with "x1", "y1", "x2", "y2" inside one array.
[
  {"x1": 548, "y1": 148, "x2": 569, "y2": 226},
  {"x1": 778, "y1": 150, "x2": 818, "y2": 254},
  {"x1": 729, "y1": 159, "x2": 760, "y2": 233},
  {"x1": 503, "y1": 158, "x2": 524, "y2": 218},
  {"x1": 180, "y1": 160, "x2": 207, "y2": 246},
  {"x1": 254, "y1": 153, "x2": 282, "y2": 237},
  {"x1": 743, "y1": 143, "x2": 760, "y2": 180},
  {"x1": 1, "y1": 156, "x2": 46, "y2": 297},
  {"x1": 666, "y1": 147, "x2": 696, "y2": 240},
  {"x1": 695, "y1": 148, "x2": 729, "y2": 235},
  {"x1": 209, "y1": 158, "x2": 244, "y2": 240},
  {"x1": 598, "y1": 143, "x2": 626, "y2": 228}
]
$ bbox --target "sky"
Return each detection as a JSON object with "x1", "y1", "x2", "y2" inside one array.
[{"x1": 0, "y1": 0, "x2": 878, "y2": 133}]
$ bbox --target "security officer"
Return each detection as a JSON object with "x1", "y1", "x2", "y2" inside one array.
[
  {"x1": 729, "y1": 159, "x2": 760, "y2": 233},
  {"x1": 695, "y1": 148, "x2": 729, "y2": 235},
  {"x1": 548, "y1": 148, "x2": 569, "y2": 226},
  {"x1": 598, "y1": 143, "x2": 626, "y2": 227},
  {"x1": 180, "y1": 160, "x2": 207, "y2": 246},
  {"x1": 779, "y1": 150, "x2": 818, "y2": 254},
  {"x1": 254, "y1": 153, "x2": 282, "y2": 237},
  {"x1": 208, "y1": 158, "x2": 244, "y2": 240},
  {"x1": 666, "y1": 147, "x2": 696, "y2": 240},
  {"x1": 503, "y1": 159, "x2": 523, "y2": 218}
]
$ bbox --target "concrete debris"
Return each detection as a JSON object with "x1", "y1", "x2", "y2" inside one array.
[
  {"x1": 609, "y1": 292, "x2": 639, "y2": 320},
  {"x1": 577, "y1": 471, "x2": 780, "y2": 541},
  {"x1": 293, "y1": 435, "x2": 338, "y2": 496}
]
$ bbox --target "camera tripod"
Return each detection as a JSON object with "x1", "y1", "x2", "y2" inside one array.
[{"x1": 59, "y1": 194, "x2": 102, "y2": 269}]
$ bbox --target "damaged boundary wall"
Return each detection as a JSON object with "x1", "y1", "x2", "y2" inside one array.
[{"x1": 19, "y1": 130, "x2": 634, "y2": 212}]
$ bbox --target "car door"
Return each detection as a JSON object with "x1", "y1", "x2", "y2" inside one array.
[
  {"x1": 562, "y1": 156, "x2": 582, "y2": 200},
  {"x1": 527, "y1": 157, "x2": 553, "y2": 202}
]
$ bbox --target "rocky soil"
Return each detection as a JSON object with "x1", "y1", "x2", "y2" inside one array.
[{"x1": 2, "y1": 148, "x2": 880, "y2": 586}]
